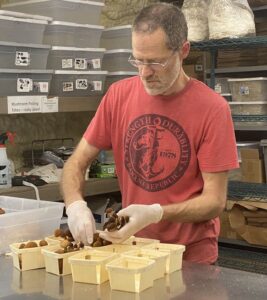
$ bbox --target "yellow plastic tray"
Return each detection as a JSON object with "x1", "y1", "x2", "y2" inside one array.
[
  {"x1": 69, "y1": 249, "x2": 118, "y2": 284},
  {"x1": 106, "y1": 256, "x2": 155, "y2": 293},
  {"x1": 143, "y1": 243, "x2": 185, "y2": 273},
  {"x1": 9, "y1": 240, "x2": 52, "y2": 271}
]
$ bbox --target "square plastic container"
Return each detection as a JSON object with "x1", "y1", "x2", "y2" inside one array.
[
  {"x1": 68, "y1": 249, "x2": 118, "y2": 284},
  {"x1": 0, "y1": 196, "x2": 64, "y2": 254},
  {"x1": 100, "y1": 25, "x2": 132, "y2": 50},
  {"x1": 2, "y1": 0, "x2": 104, "y2": 25},
  {"x1": 43, "y1": 21, "x2": 104, "y2": 48},
  {"x1": 229, "y1": 101, "x2": 267, "y2": 115},
  {"x1": 102, "y1": 49, "x2": 136, "y2": 72},
  {"x1": 42, "y1": 245, "x2": 87, "y2": 276},
  {"x1": 47, "y1": 46, "x2": 105, "y2": 70},
  {"x1": 228, "y1": 77, "x2": 267, "y2": 102},
  {"x1": 105, "y1": 71, "x2": 138, "y2": 92},
  {"x1": 0, "y1": 10, "x2": 48, "y2": 44},
  {"x1": 9, "y1": 240, "x2": 53, "y2": 271},
  {"x1": 106, "y1": 256, "x2": 155, "y2": 293},
  {"x1": 49, "y1": 70, "x2": 107, "y2": 97},
  {"x1": 0, "y1": 69, "x2": 53, "y2": 96},
  {"x1": 0, "y1": 41, "x2": 50, "y2": 69},
  {"x1": 98, "y1": 244, "x2": 138, "y2": 254},
  {"x1": 122, "y1": 248, "x2": 168, "y2": 280},
  {"x1": 143, "y1": 243, "x2": 185, "y2": 274},
  {"x1": 122, "y1": 237, "x2": 160, "y2": 247}
]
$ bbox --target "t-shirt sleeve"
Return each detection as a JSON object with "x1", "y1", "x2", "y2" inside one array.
[
  {"x1": 83, "y1": 87, "x2": 113, "y2": 150},
  {"x1": 197, "y1": 101, "x2": 239, "y2": 172}
]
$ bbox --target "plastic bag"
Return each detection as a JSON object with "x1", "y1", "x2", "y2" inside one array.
[
  {"x1": 182, "y1": 0, "x2": 210, "y2": 42},
  {"x1": 208, "y1": 0, "x2": 256, "y2": 39}
]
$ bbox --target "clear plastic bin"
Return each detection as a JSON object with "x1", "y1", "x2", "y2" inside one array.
[
  {"x1": 2, "y1": 0, "x2": 104, "y2": 25},
  {"x1": 143, "y1": 243, "x2": 185, "y2": 274},
  {"x1": 69, "y1": 249, "x2": 118, "y2": 284},
  {"x1": 100, "y1": 25, "x2": 132, "y2": 50},
  {"x1": 10, "y1": 240, "x2": 54, "y2": 271},
  {"x1": 102, "y1": 49, "x2": 136, "y2": 72},
  {"x1": 105, "y1": 71, "x2": 138, "y2": 92},
  {"x1": 47, "y1": 46, "x2": 105, "y2": 70},
  {"x1": 106, "y1": 256, "x2": 155, "y2": 293},
  {"x1": 43, "y1": 21, "x2": 104, "y2": 48},
  {"x1": 0, "y1": 196, "x2": 64, "y2": 254},
  {"x1": 0, "y1": 41, "x2": 50, "y2": 69},
  {"x1": 228, "y1": 77, "x2": 267, "y2": 102},
  {"x1": 229, "y1": 101, "x2": 267, "y2": 115},
  {"x1": 0, "y1": 10, "x2": 48, "y2": 44},
  {"x1": 49, "y1": 70, "x2": 107, "y2": 97},
  {"x1": 0, "y1": 69, "x2": 53, "y2": 96},
  {"x1": 122, "y1": 248, "x2": 168, "y2": 280}
]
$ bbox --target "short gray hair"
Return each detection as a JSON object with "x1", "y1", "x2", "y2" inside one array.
[{"x1": 132, "y1": 2, "x2": 188, "y2": 50}]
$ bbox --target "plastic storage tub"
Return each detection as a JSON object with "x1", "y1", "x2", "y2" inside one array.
[
  {"x1": 143, "y1": 243, "x2": 185, "y2": 274},
  {"x1": 47, "y1": 46, "x2": 105, "y2": 70},
  {"x1": 49, "y1": 70, "x2": 107, "y2": 97},
  {"x1": 98, "y1": 244, "x2": 138, "y2": 254},
  {"x1": 0, "y1": 10, "x2": 48, "y2": 44},
  {"x1": 43, "y1": 21, "x2": 104, "y2": 48},
  {"x1": 228, "y1": 77, "x2": 267, "y2": 102},
  {"x1": 100, "y1": 25, "x2": 132, "y2": 50},
  {"x1": 0, "y1": 196, "x2": 64, "y2": 254},
  {"x1": 106, "y1": 256, "x2": 155, "y2": 293},
  {"x1": 10, "y1": 240, "x2": 53, "y2": 271},
  {"x1": 2, "y1": 0, "x2": 104, "y2": 25},
  {"x1": 0, "y1": 69, "x2": 53, "y2": 96},
  {"x1": 229, "y1": 101, "x2": 267, "y2": 115},
  {"x1": 102, "y1": 49, "x2": 136, "y2": 72},
  {"x1": 123, "y1": 248, "x2": 168, "y2": 280},
  {"x1": 0, "y1": 41, "x2": 50, "y2": 69},
  {"x1": 105, "y1": 71, "x2": 138, "y2": 91},
  {"x1": 68, "y1": 249, "x2": 118, "y2": 284}
]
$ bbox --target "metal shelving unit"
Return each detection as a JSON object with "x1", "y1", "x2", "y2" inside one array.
[{"x1": 228, "y1": 181, "x2": 267, "y2": 202}]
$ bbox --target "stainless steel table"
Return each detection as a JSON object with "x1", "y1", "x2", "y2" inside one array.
[{"x1": 1, "y1": 254, "x2": 266, "y2": 300}]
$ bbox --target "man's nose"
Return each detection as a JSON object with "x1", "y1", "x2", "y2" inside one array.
[{"x1": 139, "y1": 64, "x2": 154, "y2": 77}]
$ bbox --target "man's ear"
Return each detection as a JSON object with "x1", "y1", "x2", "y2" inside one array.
[{"x1": 181, "y1": 41, "x2": 190, "y2": 60}]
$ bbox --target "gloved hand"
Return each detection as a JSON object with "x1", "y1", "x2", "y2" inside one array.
[
  {"x1": 66, "y1": 200, "x2": 96, "y2": 245},
  {"x1": 99, "y1": 204, "x2": 163, "y2": 244}
]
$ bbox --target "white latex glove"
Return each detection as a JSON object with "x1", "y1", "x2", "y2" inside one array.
[
  {"x1": 99, "y1": 204, "x2": 163, "y2": 244},
  {"x1": 66, "y1": 200, "x2": 96, "y2": 245}
]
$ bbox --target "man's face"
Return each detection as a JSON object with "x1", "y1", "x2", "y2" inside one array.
[{"x1": 132, "y1": 28, "x2": 184, "y2": 96}]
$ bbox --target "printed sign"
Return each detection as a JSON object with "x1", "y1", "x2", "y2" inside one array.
[
  {"x1": 76, "y1": 79, "x2": 88, "y2": 90},
  {"x1": 8, "y1": 96, "x2": 42, "y2": 114},
  {"x1": 240, "y1": 85, "x2": 249, "y2": 95},
  {"x1": 17, "y1": 78, "x2": 33, "y2": 93},
  {"x1": 15, "y1": 51, "x2": 30, "y2": 66},
  {"x1": 62, "y1": 59, "x2": 73, "y2": 69},
  {"x1": 93, "y1": 81, "x2": 102, "y2": 91},
  {"x1": 92, "y1": 58, "x2": 101, "y2": 69},
  {"x1": 63, "y1": 82, "x2": 74, "y2": 92},
  {"x1": 42, "y1": 97, "x2": 58, "y2": 113},
  {"x1": 74, "y1": 58, "x2": 87, "y2": 70}
]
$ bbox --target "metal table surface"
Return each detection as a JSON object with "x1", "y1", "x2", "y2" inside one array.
[{"x1": 0, "y1": 254, "x2": 266, "y2": 300}]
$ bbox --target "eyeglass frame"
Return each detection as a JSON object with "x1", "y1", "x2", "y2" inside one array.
[{"x1": 128, "y1": 50, "x2": 178, "y2": 71}]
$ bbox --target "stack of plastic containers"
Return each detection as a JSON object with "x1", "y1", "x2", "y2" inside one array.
[
  {"x1": 100, "y1": 25, "x2": 138, "y2": 92},
  {"x1": 0, "y1": 10, "x2": 53, "y2": 96},
  {"x1": 2, "y1": 0, "x2": 107, "y2": 97}
]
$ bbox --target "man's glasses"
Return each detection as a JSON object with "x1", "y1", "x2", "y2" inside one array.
[{"x1": 128, "y1": 51, "x2": 176, "y2": 71}]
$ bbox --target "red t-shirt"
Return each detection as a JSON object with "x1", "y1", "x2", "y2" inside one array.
[{"x1": 84, "y1": 76, "x2": 239, "y2": 264}]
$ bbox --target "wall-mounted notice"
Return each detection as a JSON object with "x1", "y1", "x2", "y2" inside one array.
[{"x1": 7, "y1": 96, "x2": 59, "y2": 114}]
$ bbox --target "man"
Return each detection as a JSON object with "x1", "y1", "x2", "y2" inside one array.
[{"x1": 61, "y1": 2, "x2": 239, "y2": 264}]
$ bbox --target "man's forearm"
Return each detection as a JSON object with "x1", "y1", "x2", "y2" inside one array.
[{"x1": 161, "y1": 192, "x2": 226, "y2": 223}]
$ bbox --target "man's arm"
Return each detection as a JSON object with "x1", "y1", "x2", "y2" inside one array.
[
  {"x1": 162, "y1": 171, "x2": 228, "y2": 223},
  {"x1": 61, "y1": 137, "x2": 100, "y2": 208},
  {"x1": 100, "y1": 171, "x2": 228, "y2": 243}
]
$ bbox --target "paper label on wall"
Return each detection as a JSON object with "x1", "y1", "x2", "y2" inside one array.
[
  {"x1": 7, "y1": 96, "x2": 42, "y2": 114},
  {"x1": 63, "y1": 82, "x2": 73, "y2": 92},
  {"x1": 38, "y1": 82, "x2": 49, "y2": 93},
  {"x1": 214, "y1": 83, "x2": 222, "y2": 94},
  {"x1": 92, "y1": 58, "x2": 101, "y2": 69},
  {"x1": 240, "y1": 85, "x2": 249, "y2": 95},
  {"x1": 76, "y1": 79, "x2": 88, "y2": 89},
  {"x1": 93, "y1": 81, "x2": 102, "y2": 91},
  {"x1": 74, "y1": 58, "x2": 87, "y2": 70},
  {"x1": 17, "y1": 78, "x2": 33, "y2": 92},
  {"x1": 42, "y1": 97, "x2": 58, "y2": 113},
  {"x1": 62, "y1": 59, "x2": 73, "y2": 68},
  {"x1": 15, "y1": 51, "x2": 30, "y2": 66}
]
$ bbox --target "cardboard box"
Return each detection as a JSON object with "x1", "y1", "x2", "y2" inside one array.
[
  {"x1": 240, "y1": 149, "x2": 265, "y2": 183},
  {"x1": 219, "y1": 210, "x2": 243, "y2": 240}
]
